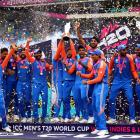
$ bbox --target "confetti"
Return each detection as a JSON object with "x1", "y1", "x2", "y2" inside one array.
[{"x1": 0, "y1": 0, "x2": 139, "y2": 121}]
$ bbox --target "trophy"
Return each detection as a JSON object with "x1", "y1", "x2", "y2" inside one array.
[{"x1": 63, "y1": 22, "x2": 71, "y2": 41}]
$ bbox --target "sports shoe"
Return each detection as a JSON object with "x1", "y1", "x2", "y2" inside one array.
[
  {"x1": 91, "y1": 129, "x2": 100, "y2": 134},
  {"x1": 130, "y1": 119, "x2": 137, "y2": 124},
  {"x1": 50, "y1": 118, "x2": 54, "y2": 122},
  {"x1": 87, "y1": 117, "x2": 94, "y2": 123},
  {"x1": 64, "y1": 118, "x2": 70, "y2": 123},
  {"x1": 106, "y1": 118, "x2": 117, "y2": 124},
  {"x1": 33, "y1": 118, "x2": 39, "y2": 124},
  {"x1": 60, "y1": 118, "x2": 64, "y2": 123},
  {"x1": 74, "y1": 116, "x2": 80, "y2": 122},
  {"x1": 41, "y1": 118, "x2": 47, "y2": 123},
  {"x1": 79, "y1": 119, "x2": 88, "y2": 123},
  {"x1": 21, "y1": 117, "x2": 27, "y2": 123},
  {"x1": 14, "y1": 115, "x2": 19, "y2": 122},
  {"x1": 97, "y1": 130, "x2": 109, "y2": 136},
  {"x1": 26, "y1": 118, "x2": 32, "y2": 123},
  {"x1": 6, "y1": 115, "x2": 10, "y2": 122},
  {"x1": 52, "y1": 117, "x2": 60, "y2": 123},
  {"x1": 2, "y1": 126, "x2": 12, "y2": 133}
]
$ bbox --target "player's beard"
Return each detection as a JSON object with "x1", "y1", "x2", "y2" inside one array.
[
  {"x1": 35, "y1": 55, "x2": 41, "y2": 60},
  {"x1": 20, "y1": 54, "x2": 26, "y2": 60},
  {"x1": 120, "y1": 52, "x2": 126, "y2": 57},
  {"x1": 90, "y1": 43, "x2": 97, "y2": 49},
  {"x1": 67, "y1": 54, "x2": 72, "y2": 58}
]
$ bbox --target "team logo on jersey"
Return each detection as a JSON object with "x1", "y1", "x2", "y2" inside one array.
[
  {"x1": 77, "y1": 64, "x2": 83, "y2": 70},
  {"x1": 20, "y1": 65, "x2": 28, "y2": 69}
]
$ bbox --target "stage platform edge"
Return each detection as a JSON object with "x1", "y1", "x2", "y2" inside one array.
[{"x1": 0, "y1": 123, "x2": 140, "y2": 133}]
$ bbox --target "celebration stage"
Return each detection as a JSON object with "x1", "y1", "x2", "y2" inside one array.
[{"x1": 1, "y1": 123, "x2": 140, "y2": 140}]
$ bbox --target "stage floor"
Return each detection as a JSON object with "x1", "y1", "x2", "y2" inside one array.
[{"x1": 0, "y1": 132, "x2": 140, "y2": 140}]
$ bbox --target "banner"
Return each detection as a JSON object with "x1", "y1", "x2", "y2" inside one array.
[
  {"x1": 1, "y1": 123, "x2": 140, "y2": 133},
  {"x1": 98, "y1": 17, "x2": 139, "y2": 54}
]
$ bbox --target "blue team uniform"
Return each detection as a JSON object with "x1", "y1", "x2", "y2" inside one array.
[
  {"x1": 16, "y1": 59, "x2": 32, "y2": 118},
  {"x1": 5, "y1": 57, "x2": 18, "y2": 115},
  {"x1": 73, "y1": 57, "x2": 92, "y2": 120},
  {"x1": 62, "y1": 58, "x2": 76, "y2": 119},
  {"x1": 109, "y1": 55, "x2": 137, "y2": 120},
  {"x1": 91, "y1": 60, "x2": 108, "y2": 130}
]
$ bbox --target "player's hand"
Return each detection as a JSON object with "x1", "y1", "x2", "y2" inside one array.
[
  {"x1": 78, "y1": 59, "x2": 82, "y2": 65},
  {"x1": 137, "y1": 78, "x2": 140, "y2": 84},
  {"x1": 12, "y1": 53, "x2": 17, "y2": 59},
  {"x1": 62, "y1": 59, "x2": 66, "y2": 64},
  {"x1": 62, "y1": 59, "x2": 68, "y2": 66},
  {"x1": 82, "y1": 80, "x2": 87, "y2": 84},
  {"x1": 27, "y1": 37, "x2": 32, "y2": 43},
  {"x1": 17, "y1": 44, "x2": 22, "y2": 48},
  {"x1": 7, "y1": 69, "x2": 15, "y2": 75},
  {"x1": 76, "y1": 71, "x2": 81, "y2": 76},
  {"x1": 98, "y1": 107, "x2": 104, "y2": 115},
  {"x1": 49, "y1": 65, "x2": 53, "y2": 70},
  {"x1": 62, "y1": 32, "x2": 70, "y2": 39},
  {"x1": 74, "y1": 22, "x2": 80, "y2": 31},
  {"x1": 11, "y1": 43, "x2": 18, "y2": 51}
]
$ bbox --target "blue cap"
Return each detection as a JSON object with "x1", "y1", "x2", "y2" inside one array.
[
  {"x1": 90, "y1": 49, "x2": 102, "y2": 56},
  {"x1": 118, "y1": 44, "x2": 127, "y2": 51},
  {"x1": 136, "y1": 44, "x2": 140, "y2": 49}
]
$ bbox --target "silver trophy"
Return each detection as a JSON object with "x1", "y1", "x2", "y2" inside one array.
[{"x1": 63, "y1": 22, "x2": 71, "y2": 41}]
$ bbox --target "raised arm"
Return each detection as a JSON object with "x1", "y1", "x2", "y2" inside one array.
[
  {"x1": 1, "y1": 44, "x2": 16, "y2": 69},
  {"x1": 100, "y1": 50, "x2": 106, "y2": 60},
  {"x1": 75, "y1": 22, "x2": 86, "y2": 47},
  {"x1": 52, "y1": 60, "x2": 57, "y2": 85},
  {"x1": 25, "y1": 38, "x2": 35, "y2": 63},
  {"x1": 69, "y1": 39, "x2": 77, "y2": 59},
  {"x1": 108, "y1": 56, "x2": 115, "y2": 76},
  {"x1": 53, "y1": 39, "x2": 65, "y2": 61}
]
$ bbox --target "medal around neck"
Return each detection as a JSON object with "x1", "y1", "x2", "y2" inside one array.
[{"x1": 40, "y1": 72, "x2": 43, "y2": 75}]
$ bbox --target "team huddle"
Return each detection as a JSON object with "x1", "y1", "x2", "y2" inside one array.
[{"x1": 0, "y1": 23, "x2": 140, "y2": 136}]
